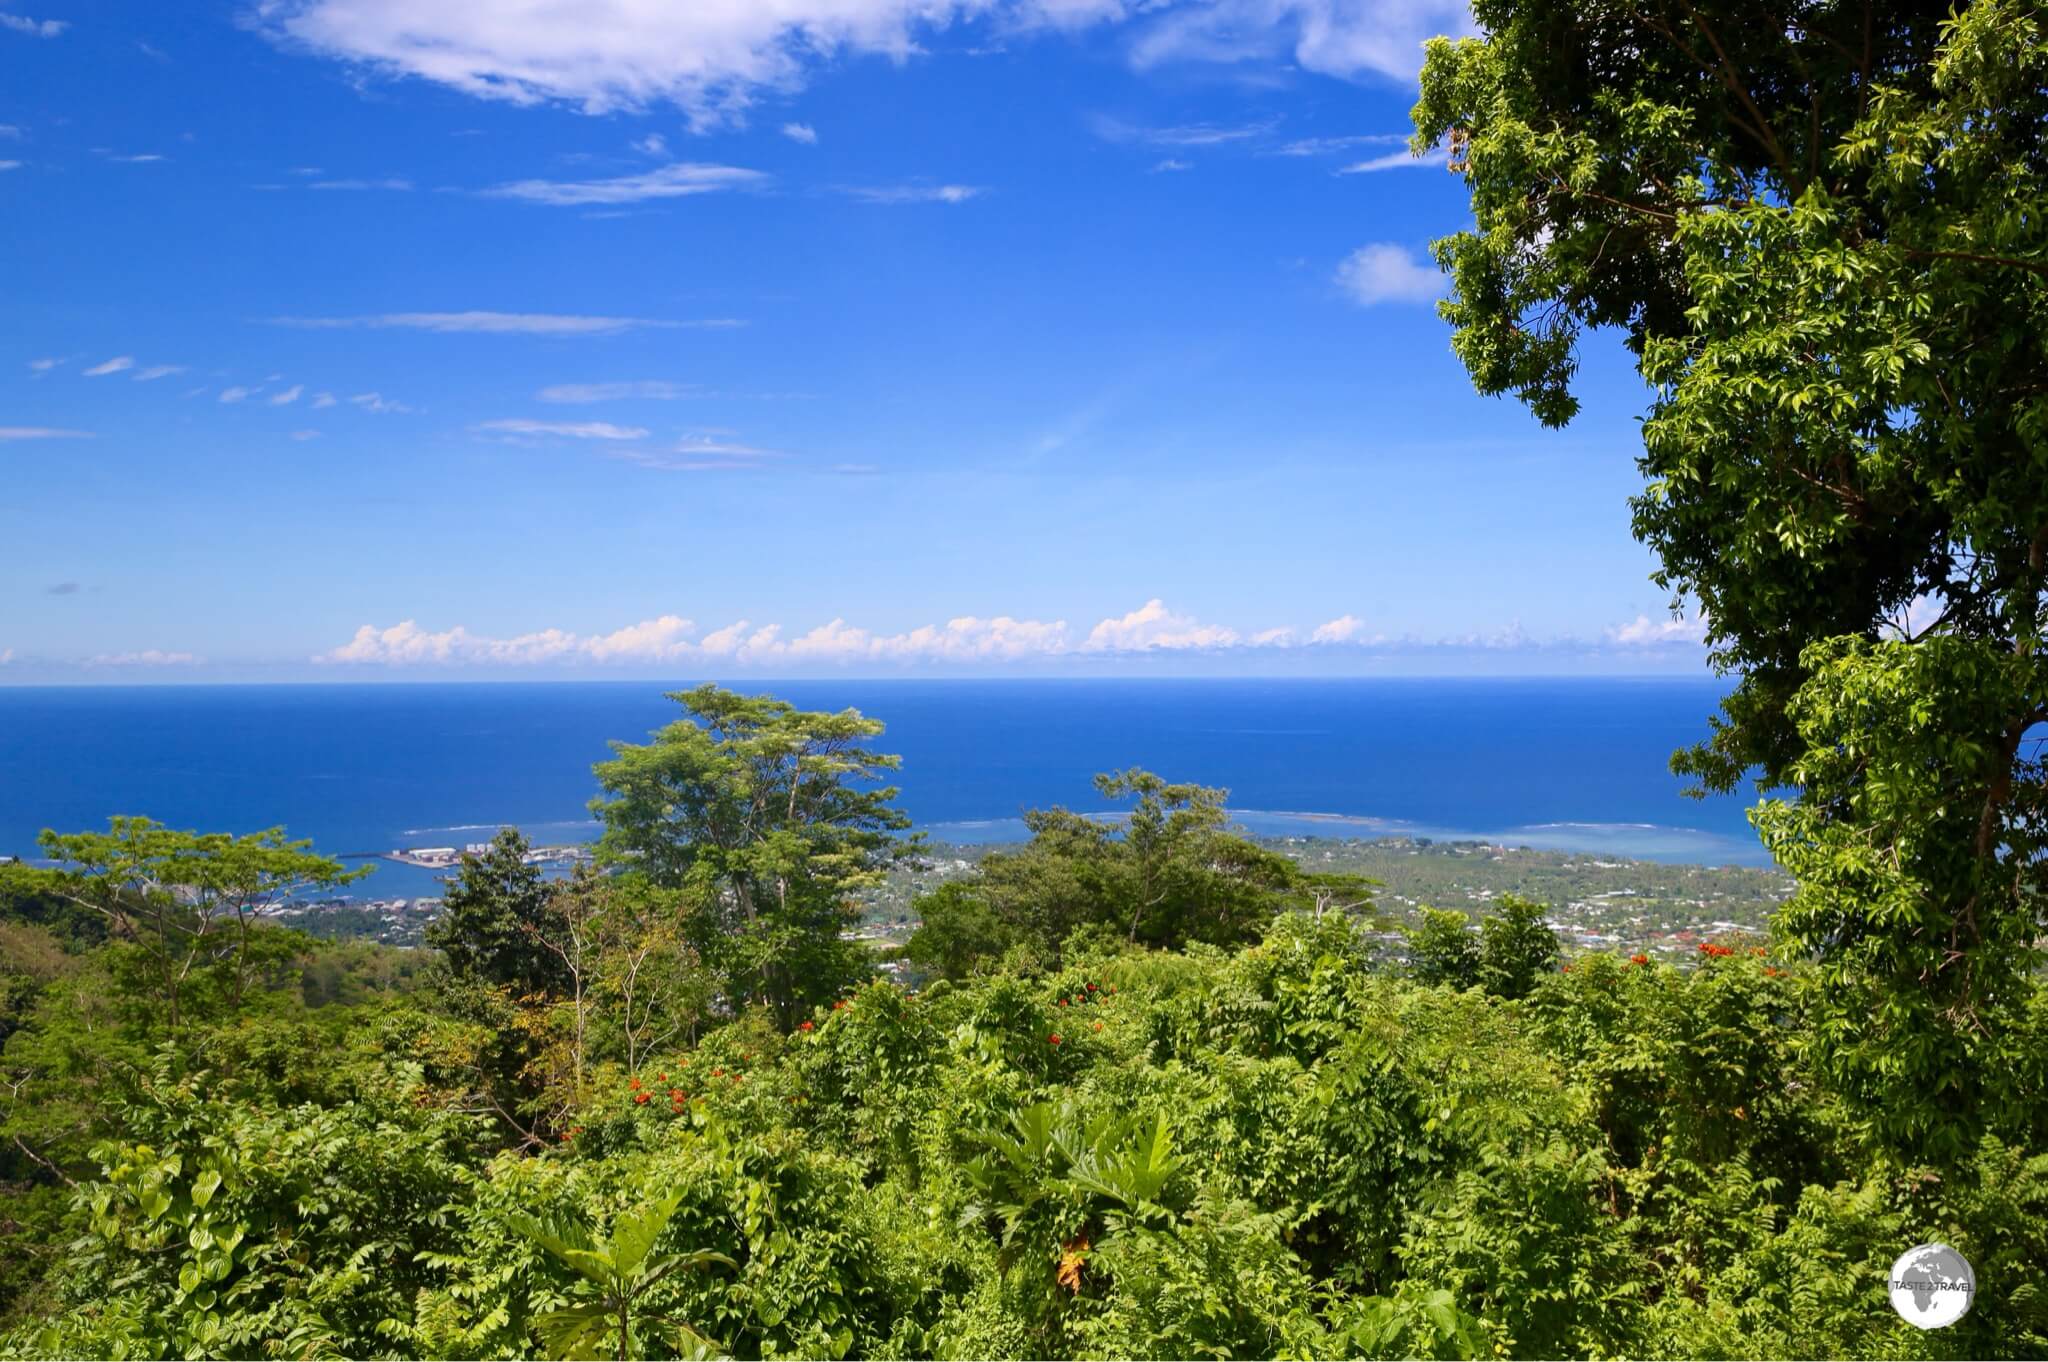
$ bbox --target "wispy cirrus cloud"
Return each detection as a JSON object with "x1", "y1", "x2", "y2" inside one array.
[
  {"x1": 1274, "y1": 133, "x2": 1405, "y2": 156},
  {"x1": 1091, "y1": 114, "x2": 1280, "y2": 147},
  {"x1": 836, "y1": 182, "x2": 982, "y2": 204},
  {"x1": 270, "y1": 384, "x2": 305, "y2": 404},
  {"x1": 1337, "y1": 145, "x2": 1447, "y2": 173},
  {"x1": 1, "y1": 13, "x2": 67, "y2": 38},
  {"x1": 476, "y1": 418, "x2": 650, "y2": 440},
  {"x1": 350, "y1": 391, "x2": 413, "y2": 413},
  {"x1": 309, "y1": 176, "x2": 413, "y2": 190},
  {"x1": 271, "y1": 310, "x2": 729, "y2": 335},
  {"x1": 482, "y1": 161, "x2": 765, "y2": 206},
  {"x1": 83, "y1": 355, "x2": 134, "y2": 377},
  {"x1": 0, "y1": 426, "x2": 92, "y2": 441},
  {"x1": 88, "y1": 650, "x2": 200, "y2": 667},
  {"x1": 610, "y1": 431, "x2": 783, "y2": 471},
  {"x1": 133, "y1": 364, "x2": 186, "y2": 381},
  {"x1": 538, "y1": 380, "x2": 699, "y2": 402}
]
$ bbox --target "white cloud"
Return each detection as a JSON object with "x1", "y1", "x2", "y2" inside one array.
[
  {"x1": 1334, "y1": 242, "x2": 1440, "y2": 305},
  {"x1": 219, "y1": 385, "x2": 254, "y2": 403},
  {"x1": 1, "y1": 13, "x2": 67, "y2": 38},
  {"x1": 1336, "y1": 146, "x2": 1446, "y2": 173},
  {"x1": 0, "y1": 426, "x2": 91, "y2": 441},
  {"x1": 312, "y1": 392, "x2": 338, "y2": 408},
  {"x1": 838, "y1": 182, "x2": 982, "y2": 204},
  {"x1": 1275, "y1": 133, "x2": 1404, "y2": 155},
  {"x1": 476, "y1": 418, "x2": 649, "y2": 439},
  {"x1": 270, "y1": 384, "x2": 305, "y2": 405},
  {"x1": 1128, "y1": 0, "x2": 1473, "y2": 82},
  {"x1": 273, "y1": 310, "x2": 720, "y2": 335},
  {"x1": 88, "y1": 650, "x2": 199, "y2": 666},
  {"x1": 0, "y1": 124, "x2": 21, "y2": 137},
  {"x1": 27, "y1": 357, "x2": 62, "y2": 373},
  {"x1": 350, "y1": 392, "x2": 413, "y2": 413},
  {"x1": 1606, "y1": 612, "x2": 1709, "y2": 647},
  {"x1": 1311, "y1": 614, "x2": 1368, "y2": 643},
  {"x1": 0, "y1": 648, "x2": 12, "y2": 665},
  {"x1": 1092, "y1": 115, "x2": 1278, "y2": 147},
  {"x1": 782, "y1": 122, "x2": 818, "y2": 144},
  {"x1": 257, "y1": 2, "x2": 1466, "y2": 132},
  {"x1": 105, "y1": 153, "x2": 167, "y2": 163},
  {"x1": 133, "y1": 364, "x2": 186, "y2": 381},
  {"x1": 482, "y1": 161, "x2": 764, "y2": 206},
  {"x1": 632, "y1": 133, "x2": 668, "y2": 156},
  {"x1": 83, "y1": 355, "x2": 134, "y2": 377},
  {"x1": 0, "y1": 160, "x2": 19, "y2": 171},
  {"x1": 1082, "y1": 598, "x2": 1238, "y2": 652},
  {"x1": 309, "y1": 176, "x2": 413, "y2": 190},
  {"x1": 1151, "y1": 157, "x2": 1191, "y2": 172},
  {"x1": 1250, "y1": 626, "x2": 1295, "y2": 646},
  {"x1": 538, "y1": 380, "x2": 697, "y2": 402}
]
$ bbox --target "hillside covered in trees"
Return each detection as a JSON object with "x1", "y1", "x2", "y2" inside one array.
[{"x1": 1, "y1": 683, "x2": 2044, "y2": 1359}]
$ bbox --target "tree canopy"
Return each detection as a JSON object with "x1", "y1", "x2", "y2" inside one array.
[{"x1": 1416, "y1": 0, "x2": 2048, "y2": 1161}]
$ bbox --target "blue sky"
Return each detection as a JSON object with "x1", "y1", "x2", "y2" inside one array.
[{"x1": 1, "y1": 0, "x2": 1709, "y2": 681}]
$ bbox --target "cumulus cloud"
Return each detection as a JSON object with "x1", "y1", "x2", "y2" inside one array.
[
  {"x1": 482, "y1": 161, "x2": 764, "y2": 205},
  {"x1": 255, "y1": 2, "x2": 1468, "y2": 131},
  {"x1": 1310, "y1": 614, "x2": 1368, "y2": 643},
  {"x1": 1334, "y1": 242, "x2": 1440, "y2": 305},
  {"x1": 782, "y1": 122, "x2": 818, "y2": 143},
  {"x1": 270, "y1": 384, "x2": 305, "y2": 405},
  {"x1": 1606, "y1": 612, "x2": 1710, "y2": 647},
  {"x1": 83, "y1": 355, "x2": 134, "y2": 377},
  {"x1": 0, "y1": 426, "x2": 91, "y2": 441},
  {"x1": 1082, "y1": 598, "x2": 1238, "y2": 652},
  {"x1": 632, "y1": 133, "x2": 669, "y2": 156},
  {"x1": 476, "y1": 418, "x2": 649, "y2": 439},
  {"x1": 272, "y1": 310, "x2": 725, "y2": 335},
  {"x1": 538, "y1": 380, "x2": 698, "y2": 402}
]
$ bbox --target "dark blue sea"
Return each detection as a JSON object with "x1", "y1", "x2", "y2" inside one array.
[{"x1": 0, "y1": 680, "x2": 1774, "y2": 895}]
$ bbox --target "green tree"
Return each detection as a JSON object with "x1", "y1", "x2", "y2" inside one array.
[
  {"x1": 1476, "y1": 895, "x2": 1560, "y2": 1001},
  {"x1": 426, "y1": 828, "x2": 568, "y2": 998},
  {"x1": 1414, "y1": 0, "x2": 2048, "y2": 1158},
  {"x1": 591, "y1": 686, "x2": 911, "y2": 1027},
  {"x1": 1405, "y1": 907, "x2": 1480, "y2": 989},
  {"x1": 18, "y1": 818, "x2": 360, "y2": 1039},
  {"x1": 907, "y1": 771, "x2": 1302, "y2": 975}
]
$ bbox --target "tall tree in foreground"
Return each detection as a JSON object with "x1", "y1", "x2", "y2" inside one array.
[
  {"x1": 591, "y1": 686, "x2": 911, "y2": 1027},
  {"x1": 426, "y1": 828, "x2": 568, "y2": 999},
  {"x1": 1414, "y1": 0, "x2": 2048, "y2": 1157},
  {"x1": 11, "y1": 818, "x2": 359, "y2": 1039}
]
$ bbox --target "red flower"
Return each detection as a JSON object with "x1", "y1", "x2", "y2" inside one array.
[
  {"x1": 1751, "y1": 947, "x2": 1766, "y2": 957},
  {"x1": 798, "y1": 1020, "x2": 815, "y2": 1033},
  {"x1": 712, "y1": 1067, "x2": 725, "y2": 1077},
  {"x1": 634, "y1": 1091, "x2": 650, "y2": 1105},
  {"x1": 1629, "y1": 953, "x2": 1649, "y2": 966},
  {"x1": 1058, "y1": 998, "x2": 1068, "y2": 1007},
  {"x1": 658, "y1": 1071, "x2": 668, "y2": 1081},
  {"x1": 1764, "y1": 966, "x2": 1782, "y2": 977},
  {"x1": 1086, "y1": 982, "x2": 1097, "y2": 991},
  {"x1": 1562, "y1": 964, "x2": 1573, "y2": 973},
  {"x1": 1092, "y1": 1021, "x2": 1102, "y2": 1032},
  {"x1": 559, "y1": 1131, "x2": 572, "y2": 1143},
  {"x1": 833, "y1": 1000, "x2": 849, "y2": 1011},
  {"x1": 1049, "y1": 1034, "x2": 1062, "y2": 1046},
  {"x1": 629, "y1": 1076, "x2": 642, "y2": 1089}
]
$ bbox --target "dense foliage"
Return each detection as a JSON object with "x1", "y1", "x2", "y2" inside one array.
[
  {"x1": 3, "y1": 680, "x2": 2044, "y2": 1358},
  {"x1": 1415, "y1": 0, "x2": 2048, "y2": 1163}
]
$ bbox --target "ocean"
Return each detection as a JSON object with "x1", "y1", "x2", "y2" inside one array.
[{"x1": 0, "y1": 679, "x2": 1774, "y2": 896}]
